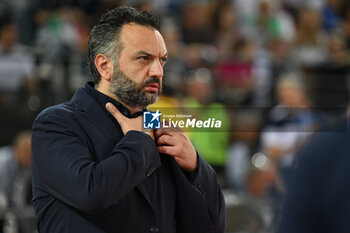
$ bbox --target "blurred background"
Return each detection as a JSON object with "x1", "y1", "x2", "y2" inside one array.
[{"x1": 0, "y1": 0, "x2": 349, "y2": 232}]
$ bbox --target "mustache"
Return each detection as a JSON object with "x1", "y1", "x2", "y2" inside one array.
[{"x1": 141, "y1": 77, "x2": 161, "y2": 88}]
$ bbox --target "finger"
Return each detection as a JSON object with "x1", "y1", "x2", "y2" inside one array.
[
  {"x1": 175, "y1": 127, "x2": 186, "y2": 134},
  {"x1": 155, "y1": 128, "x2": 172, "y2": 137},
  {"x1": 157, "y1": 145, "x2": 176, "y2": 156},
  {"x1": 157, "y1": 134, "x2": 174, "y2": 146},
  {"x1": 160, "y1": 121, "x2": 184, "y2": 132},
  {"x1": 105, "y1": 102, "x2": 126, "y2": 123},
  {"x1": 156, "y1": 128, "x2": 186, "y2": 138}
]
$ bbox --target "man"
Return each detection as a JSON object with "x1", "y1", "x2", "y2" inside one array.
[
  {"x1": 0, "y1": 14, "x2": 36, "y2": 146},
  {"x1": 0, "y1": 14, "x2": 35, "y2": 101},
  {"x1": 31, "y1": 6, "x2": 225, "y2": 233},
  {"x1": 277, "y1": 118, "x2": 350, "y2": 233},
  {"x1": 0, "y1": 131, "x2": 32, "y2": 208}
]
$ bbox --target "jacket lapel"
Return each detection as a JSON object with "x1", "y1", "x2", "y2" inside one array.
[{"x1": 71, "y1": 88, "x2": 120, "y2": 143}]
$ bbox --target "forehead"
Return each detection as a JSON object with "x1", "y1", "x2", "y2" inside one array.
[{"x1": 119, "y1": 23, "x2": 167, "y2": 56}]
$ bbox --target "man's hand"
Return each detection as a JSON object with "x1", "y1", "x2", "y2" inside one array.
[
  {"x1": 106, "y1": 102, "x2": 155, "y2": 140},
  {"x1": 155, "y1": 127, "x2": 197, "y2": 172}
]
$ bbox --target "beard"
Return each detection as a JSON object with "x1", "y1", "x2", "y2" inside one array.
[{"x1": 109, "y1": 65, "x2": 162, "y2": 110}]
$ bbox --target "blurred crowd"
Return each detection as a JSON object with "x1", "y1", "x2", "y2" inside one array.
[{"x1": 0, "y1": 0, "x2": 350, "y2": 232}]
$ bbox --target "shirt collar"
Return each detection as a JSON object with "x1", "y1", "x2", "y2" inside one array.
[{"x1": 84, "y1": 81, "x2": 144, "y2": 118}]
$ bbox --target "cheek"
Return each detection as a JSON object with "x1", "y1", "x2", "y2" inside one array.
[
  {"x1": 119, "y1": 63, "x2": 148, "y2": 84},
  {"x1": 133, "y1": 71, "x2": 150, "y2": 87}
]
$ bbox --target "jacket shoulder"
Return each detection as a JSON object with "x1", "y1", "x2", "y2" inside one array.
[{"x1": 34, "y1": 101, "x2": 76, "y2": 124}]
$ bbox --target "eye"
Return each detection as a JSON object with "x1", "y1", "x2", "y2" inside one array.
[
  {"x1": 160, "y1": 57, "x2": 168, "y2": 65},
  {"x1": 138, "y1": 56, "x2": 150, "y2": 61}
]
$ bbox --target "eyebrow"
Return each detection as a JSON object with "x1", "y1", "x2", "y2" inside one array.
[{"x1": 134, "y1": 50, "x2": 168, "y2": 59}]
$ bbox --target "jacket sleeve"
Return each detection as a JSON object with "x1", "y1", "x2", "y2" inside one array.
[
  {"x1": 31, "y1": 112, "x2": 161, "y2": 214},
  {"x1": 190, "y1": 154, "x2": 226, "y2": 233}
]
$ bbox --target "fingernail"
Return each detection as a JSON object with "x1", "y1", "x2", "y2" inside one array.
[{"x1": 106, "y1": 103, "x2": 112, "y2": 110}]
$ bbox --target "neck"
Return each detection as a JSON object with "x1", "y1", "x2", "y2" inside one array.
[{"x1": 96, "y1": 81, "x2": 141, "y2": 115}]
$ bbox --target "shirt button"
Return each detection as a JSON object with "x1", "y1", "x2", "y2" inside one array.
[{"x1": 149, "y1": 226, "x2": 159, "y2": 232}]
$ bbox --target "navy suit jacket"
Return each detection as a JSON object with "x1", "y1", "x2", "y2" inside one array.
[
  {"x1": 277, "y1": 119, "x2": 350, "y2": 233},
  {"x1": 31, "y1": 85, "x2": 225, "y2": 233}
]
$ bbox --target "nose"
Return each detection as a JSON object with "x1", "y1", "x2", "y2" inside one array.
[{"x1": 149, "y1": 60, "x2": 163, "y2": 80}]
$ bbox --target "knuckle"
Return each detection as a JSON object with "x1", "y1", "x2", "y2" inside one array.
[
  {"x1": 173, "y1": 146, "x2": 180, "y2": 155},
  {"x1": 161, "y1": 146, "x2": 167, "y2": 154}
]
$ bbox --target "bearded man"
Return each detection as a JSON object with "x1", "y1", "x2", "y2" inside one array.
[{"x1": 31, "y1": 6, "x2": 225, "y2": 233}]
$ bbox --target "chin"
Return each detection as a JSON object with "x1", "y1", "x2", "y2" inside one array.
[
  {"x1": 144, "y1": 91, "x2": 159, "y2": 98},
  {"x1": 147, "y1": 95, "x2": 159, "y2": 106}
]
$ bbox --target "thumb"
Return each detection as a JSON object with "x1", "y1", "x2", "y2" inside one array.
[{"x1": 105, "y1": 102, "x2": 126, "y2": 124}]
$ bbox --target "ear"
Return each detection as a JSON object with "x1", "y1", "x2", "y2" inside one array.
[{"x1": 95, "y1": 54, "x2": 114, "y2": 81}]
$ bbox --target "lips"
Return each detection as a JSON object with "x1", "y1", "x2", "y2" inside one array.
[{"x1": 144, "y1": 83, "x2": 159, "y2": 92}]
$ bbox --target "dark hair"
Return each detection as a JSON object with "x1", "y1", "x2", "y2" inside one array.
[{"x1": 87, "y1": 6, "x2": 160, "y2": 83}]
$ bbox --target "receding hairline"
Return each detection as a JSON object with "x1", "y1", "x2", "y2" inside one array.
[
  {"x1": 118, "y1": 23, "x2": 166, "y2": 53},
  {"x1": 118, "y1": 22, "x2": 160, "y2": 40}
]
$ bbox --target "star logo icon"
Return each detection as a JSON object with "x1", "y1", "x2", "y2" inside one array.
[{"x1": 150, "y1": 110, "x2": 161, "y2": 122}]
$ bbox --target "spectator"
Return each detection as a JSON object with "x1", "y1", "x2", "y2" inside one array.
[
  {"x1": 254, "y1": 38, "x2": 293, "y2": 107},
  {"x1": 182, "y1": 68, "x2": 230, "y2": 181},
  {"x1": 240, "y1": 0, "x2": 295, "y2": 46},
  {"x1": 160, "y1": 17, "x2": 187, "y2": 92},
  {"x1": 208, "y1": 0, "x2": 238, "y2": 61},
  {"x1": 0, "y1": 131, "x2": 32, "y2": 209},
  {"x1": 0, "y1": 14, "x2": 36, "y2": 106},
  {"x1": 215, "y1": 38, "x2": 256, "y2": 106},
  {"x1": 226, "y1": 151, "x2": 281, "y2": 233},
  {"x1": 326, "y1": 34, "x2": 349, "y2": 66},
  {"x1": 260, "y1": 73, "x2": 318, "y2": 190},
  {"x1": 322, "y1": 0, "x2": 342, "y2": 32},
  {"x1": 226, "y1": 110, "x2": 262, "y2": 191},
  {"x1": 34, "y1": 8, "x2": 90, "y2": 103},
  {"x1": 0, "y1": 14, "x2": 37, "y2": 146},
  {"x1": 180, "y1": 2, "x2": 214, "y2": 44},
  {"x1": 292, "y1": 7, "x2": 328, "y2": 67},
  {"x1": 305, "y1": 34, "x2": 349, "y2": 116}
]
